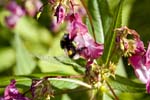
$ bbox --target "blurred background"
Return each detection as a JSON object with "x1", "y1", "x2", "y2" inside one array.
[{"x1": 0, "y1": 0, "x2": 150, "y2": 100}]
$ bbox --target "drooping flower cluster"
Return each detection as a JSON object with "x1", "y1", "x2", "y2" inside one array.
[
  {"x1": 67, "y1": 13, "x2": 104, "y2": 64},
  {"x1": 52, "y1": 0, "x2": 104, "y2": 87},
  {"x1": 51, "y1": 0, "x2": 104, "y2": 65},
  {"x1": 116, "y1": 26, "x2": 150, "y2": 93},
  {"x1": 0, "y1": 80, "x2": 30, "y2": 100}
]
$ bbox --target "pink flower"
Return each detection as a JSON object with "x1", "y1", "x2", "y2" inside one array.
[
  {"x1": 5, "y1": 15, "x2": 19, "y2": 28},
  {"x1": 3, "y1": 80, "x2": 30, "y2": 100},
  {"x1": 116, "y1": 27, "x2": 150, "y2": 93},
  {"x1": 67, "y1": 13, "x2": 103, "y2": 63},
  {"x1": 6, "y1": 1, "x2": 25, "y2": 17},
  {"x1": 77, "y1": 7, "x2": 86, "y2": 17},
  {"x1": 74, "y1": 33, "x2": 104, "y2": 61},
  {"x1": 5, "y1": 1, "x2": 25, "y2": 28},
  {"x1": 129, "y1": 43, "x2": 150, "y2": 93},
  {"x1": 68, "y1": 13, "x2": 88, "y2": 39},
  {"x1": 54, "y1": 4, "x2": 66, "y2": 24},
  {"x1": 135, "y1": 40, "x2": 145, "y2": 54},
  {"x1": 145, "y1": 43, "x2": 150, "y2": 67},
  {"x1": 129, "y1": 55, "x2": 150, "y2": 83},
  {"x1": 115, "y1": 26, "x2": 143, "y2": 57}
]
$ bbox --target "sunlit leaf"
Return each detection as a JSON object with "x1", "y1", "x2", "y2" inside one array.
[
  {"x1": 49, "y1": 78, "x2": 91, "y2": 89},
  {"x1": 14, "y1": 34, "x2": 36, "y2": 75},
  {"x1": 38, "y1": 56, "x2": 81, "y2": 75},
  {"x1": 116, "y1": 58, "x2": 127, "y2": 77},
  {"x1": 54, "y1": 56, "x2": 85, "y2": 74},
  {"x1": 103, "y1": 92, "x2": 113, "y2": 100},
  {"x1": 14, "y1": 16, "x2": 52, "y2": 45},
  {"x1": 0, "y1": 76, "x2": 31, "y2": 87},
  {"x1": 0, "y1": 76, "x2": 91, "y2": 95},
  {"x1": 108, "y1": 75, "x2": 146, "y2": 92},
  {"x1": 86, "y1": 0, "x2": 104, "y2": 43},
  {"x1": 101, "y1": 0, "x2": 124, "y2": 65},
  {"x1": 0, "y1": 48, "x2": 15, "y2": 72}
]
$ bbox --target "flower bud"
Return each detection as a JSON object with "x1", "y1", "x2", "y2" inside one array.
[{"x1": 54, "y1": 4, "x2": 66, "y2": 24}]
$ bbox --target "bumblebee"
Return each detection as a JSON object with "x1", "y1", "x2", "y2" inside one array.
[{"x1": 60, "y1": 34, "x2": 78, "y2": 59}]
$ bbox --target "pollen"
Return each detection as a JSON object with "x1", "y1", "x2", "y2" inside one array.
[{"x1": 68, "y1": 50, "x2": 73, "y2": 55}]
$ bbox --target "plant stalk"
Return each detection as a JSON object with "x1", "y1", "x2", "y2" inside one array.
[{"x1": 106, "y1": 81, "x2": 119, "y2": 100}]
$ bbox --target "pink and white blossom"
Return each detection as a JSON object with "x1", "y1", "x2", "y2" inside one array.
[
  {"x1": 129, "y1": 43, "x2": 150, "y2": 93},
  {"x1": 67, "y1": 13, "x2": 104, "y2": 63}
]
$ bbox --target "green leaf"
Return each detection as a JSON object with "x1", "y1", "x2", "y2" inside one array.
[
  {"x1": 49, "y1": 78, "x2": 91, "y2": 89},
  {"x1": 23, "y1": 73, "x2": 77, "y2": 79},
  {"x1": 0, "y1": 76, "x2": 31, "y2": 87},
  {"x1": 48, "y1": 33, "x2": 65, "y2": 56},
  {"x1": 0, "y1": 76, "x2": 31, "y2": 94},
  {"x1": 0, "y1": 9, "x2": 52, "y2": 46},
  {"x1": 87, "y1": 0, "x2": 104, "y2": 43},
  {"x1": 14, "y1": 34, "x2": 36, "y2": 75},
  {"x1": 62, "y1": 94, "x2": 71, "y2": 100},
  {"x1": 14, "y1": 16, "x2": 52, "y2": 45},
  {"x1": 38, "y1": 3, "x2": 52, "y2": 28},
  {"x1": 107, "y1": 0, "x2": 120, "y2": 14},
  {"x1": 116, "y1": 58, "x2": 127, "y2": 77},
  {"x1": 38, "y1": 56, "x2": 81, "y2": 75},
  {"x1": 54, "y1": 56, "x2": 85, "y2": 74},
  {"x1": 108, "y1": 75, "x2": 146, "y2": 92},
  {"x1": 13, "y1": 16, "x2": 53, "y2": 54},
  {"x1": 0, "y1": 76, "x2": 91, "y2": 95},
  {"x1": 101, "y1": 0, "x2": 124, "y2": 65},
  {"x1": 122, "y1": 0, "x2": 135, "y2": 26},
  {"x1": 103, "y1": 92, "x2": 113, "y2": 100},
  {"x1": 0, "y1": 48, "x2": 15, "y2": 72},
  {"x1": 97, "y1": 0, "x2": 113, "y2": 36}
]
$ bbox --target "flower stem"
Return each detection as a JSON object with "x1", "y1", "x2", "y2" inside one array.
[
  {"x1": 80, "y1": 0, "x2": 96, "y2": 41},
  {"x1": 106, "y1": 81, "x2": 119, "y2": 100},
  {"x1": 44, "y1": 75, "x2": 84, "y2": 79}
]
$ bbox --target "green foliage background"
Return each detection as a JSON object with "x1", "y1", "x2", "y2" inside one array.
[{"x1": 0, "y1": 0, "x2": 150, "y2": 100}]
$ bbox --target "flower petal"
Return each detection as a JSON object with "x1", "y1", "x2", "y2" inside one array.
[
  {"x1": 54, "y1": 4, "x2": 66, "y2": 24},
  {"x1": 145, "y1": 42, "x2": 150, "y2": 67}
]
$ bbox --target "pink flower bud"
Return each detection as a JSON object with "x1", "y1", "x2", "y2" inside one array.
[
  {"x1": 5, "y1": 15, "x2": 19, "y2": 28},
  {"x1": 6, "y1": 1, "x2": 25, "y2": 17},
  {"x1": 54, "y1": 4, "x2": 66, "y2": 24}
]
